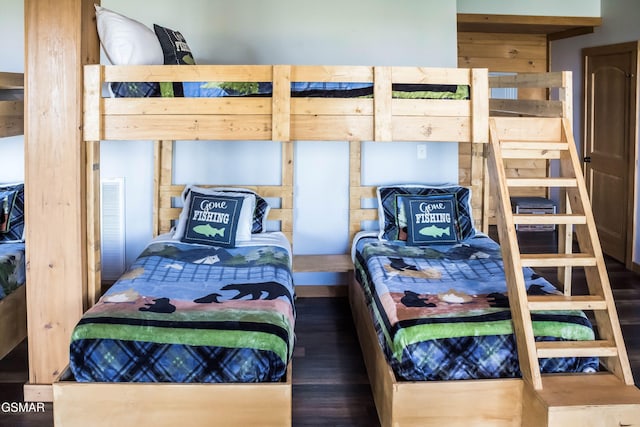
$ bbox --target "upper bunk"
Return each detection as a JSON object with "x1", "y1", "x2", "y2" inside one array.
[
  {"x1": 84, "y1": 65, "x2": 489, "y2": 144},
  {"x1": 0, "y1": 72, "x2": 24, "y2": 138}
]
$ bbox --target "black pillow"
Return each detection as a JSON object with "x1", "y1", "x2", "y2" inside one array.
[{"x1": 153, "y1": 24, "x2": 196, "y2": 97}]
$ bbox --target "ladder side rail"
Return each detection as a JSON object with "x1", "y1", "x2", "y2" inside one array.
[
  {"x1": 560, "y1": 120, "x2": 635, "y2": 384},
  {"x1": 488, "y1": 119, "x2": 543, "y2": 390}
]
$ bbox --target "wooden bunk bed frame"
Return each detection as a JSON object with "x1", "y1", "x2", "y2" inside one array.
[
  {"x1": 0, "y1": 71, "x2": 27, "y2": 360},
  {"x1": 51, "y1": 64, "x2": 640, "y2": 426},
  {"x1": 52, "y1": 64, "x2": 488, "y2": 426},
  {"x1": 348, "y1": 71, "x2": 640, "y2": 426}
]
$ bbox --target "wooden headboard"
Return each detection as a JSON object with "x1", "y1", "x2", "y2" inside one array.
[
  {"x1": 0, "y1": 72, "x2": 24, "y2": 138},
  {"x1": 152, "y1": 139, "x2": 294, "y2": 243}
]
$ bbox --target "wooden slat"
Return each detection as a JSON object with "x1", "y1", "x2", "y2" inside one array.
[
  {"x1": 506, "y1": 177, "x2": 577, "y2": 187},
  {"x1": 104, "y1": 65, "x2": 273, "y2": 82},
  {"x1": 374, "y1": 67, "x2": 392, "y2": 141},
  {"x1": 104, "y1": 97, "x2": 272, "y2": 115},
  {"x1": 512, "y1": 214, "x2": 586, "y2": 225},
  {"x1": 291, "y1": 65, "x2": 373, "y2": 83},
  {"x1": 536, "y1": 340, "x2": 618, "y2": 358},
  {"x1": 490, "y1": 99, "x2": 564, "y2": 117},
  {"x1": 501, "y1": 141, "x2": 568, "y2": 151},
  {"x1": 0, "y1": 71, "x2": 24, "y2": 89},
  {"x1": 272, "y1": 65, "x2": 291, "y2": 141},
  {"x1": 527, "y1": 295, "x2": 607, "y2": 311},
  {"x1": 520, "y1": 253, "x2": 597, "y2": 268},
  {"x1": 293, "y1": 255, "x2": 353, "y2": 273},
  {"x1": 103, "y1": 115, "x2": 273, "y2": 141},
  {"x1": 392, "y1": 98, "x2": 470, "y2": 117},
  {"x1": 391, "y1": 66, "x2": 473, "y2": 85},
  {"x1": 489, "y1": 71, "x2": 566, "y2": 89},
  {"x1": 292, "y1": 98, "x2": 372, "y2": 116},
  {"x1": 391, "y1": 116, "x2": 471, "y2": 142}
]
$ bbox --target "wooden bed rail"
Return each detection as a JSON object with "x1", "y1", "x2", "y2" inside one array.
[
  {"x1": 489, "y1": 71, "x2": 572, "y2": 118},
  {"x1": 0, "y1": 71, "x2": 24, "y2": 138},
  {"x1": 83, "y1": 64, "x2": 488, "y2": 143}
]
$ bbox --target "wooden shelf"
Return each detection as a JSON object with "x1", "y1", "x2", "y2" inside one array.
[
  {"x1": 293, "y1": 254, "x2": 353, "y2": 273},
  {"x1": 457, "y1": 14, "x2": 602, "y2": 40}
]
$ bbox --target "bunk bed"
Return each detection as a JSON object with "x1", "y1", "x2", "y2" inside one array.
[
  {"x1": 51, "y1": 63, "x2": 488, "y2": 426},
  {"x1": 0, "y1": 71, "x2": 27, "y2": 360},
  {"x1": 348, "y1": 72, "x2": 640, "y2": 426},
  {"x1": 51, "y1": 61, "x2": 640, "y2": 426}
]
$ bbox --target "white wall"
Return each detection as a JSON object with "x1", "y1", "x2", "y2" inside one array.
[
  {"x1": 100, "y1": 0, "x2": 459, "y2": 282},
  {"x1": 0, "y1": 0, "x2": 25, "y2": 183},
  {"x1": 550, "y1": 0, "x2": 640, "y2": 264}
]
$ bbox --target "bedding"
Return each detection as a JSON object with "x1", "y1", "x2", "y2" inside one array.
[
  {"x1": 0, "y1": 242, "x2": 25, "y2": 300},
  {"x1": 69, "y1": 232, "x2": 295, "y2": 383},
  {"x1": 352, "y1": 232, "x2": 599, "y2": 381}
]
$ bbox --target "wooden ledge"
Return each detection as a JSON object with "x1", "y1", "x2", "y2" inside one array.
[
  {"x1": 293, "y1": 254, "x2": 353, "y2": 273},
  {"x1": 457, "y1": 14, "x2": 602, "y2": 40}
]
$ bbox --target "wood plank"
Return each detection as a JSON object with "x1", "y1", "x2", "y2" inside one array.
[
  {"x1": 54, "y1": 366, "x2": 292, "y2": 427},
  {"x1": 272, "y1": 65, "x2": 291, "y2": 141},
  {"x1": 104, "y1": 64, "x2": 273, "y2": 82},
  {"x1": 103, "y1": 115, "x2": 273, "y2": 141},
  {"x1": 293, "y1": 255, "x2": 353, "y2": 273},
  {"x1": 457, "y1": 14, "x2": 601, "y2": 37},
  {"x1": 527, "y1": 295, "x2": 606, "y2": 311},
  {"x1": 104, "y1": 97, "x2": 272, "y2": 115},
  {"x1": 374, "y1": 67, "x2": 392, "y2": 141},
  {"x1": 0, "y1": 286, "x2": 27, "y2": 360},
  {"x1": 520, "y1": 253, "x2": 597, "y2": 268},
  {"x1": 0, "y1": 72, "x2": 24, "y2": 89},
  {"x1": 536, "y1": 340, "x2": 618, "y2": 358},
  {"x1": 25, "y1": 0, "x2": 99, "y2": 387}
]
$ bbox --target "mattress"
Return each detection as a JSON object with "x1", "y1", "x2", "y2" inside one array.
[
  {"x1": 352, "y1": 232, "x2": 599, "y2": 381},
  {"x1": 111, "y1": 80, "x2": 469, "y2": 100},
  {"x1": 70, "y1": 232, "x2": 295, "y2": 383},
  {"x1": 0, "y1": 242, "x2": 26, "y2": 300}
]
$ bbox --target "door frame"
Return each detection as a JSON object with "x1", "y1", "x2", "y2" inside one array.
[{"x1": 582, "y1": 41, "x2": 638, "y2": 270}]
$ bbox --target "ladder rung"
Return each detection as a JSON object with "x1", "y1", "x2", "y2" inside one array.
[
  {"x1": 536, "y1": 340, "x2": 618, "y2": 358},
  {"x1": 520, "y1": 253, "x2": 597, "y2": 268},
  {"x1": 500, "y1": 141, "x2": 569, "y2": 159},
  {"x1": 506, "y1": 177, "x2": 577, "y2": 187},
  {"x1": 513, "y1": 214, "x2": 586, "y2": 225},
  {"x1": 501, "y1": 141, "x2": 569, "y2": 151},
  {"x1": 528, "y1": 295, "x2": 607, "y2": 311}
]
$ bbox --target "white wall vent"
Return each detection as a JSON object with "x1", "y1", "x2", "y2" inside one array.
[{"x1": 101, "y1": 177, "x2": 126, "y2": 280}]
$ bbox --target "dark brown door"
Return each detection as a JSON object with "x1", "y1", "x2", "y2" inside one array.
[{"x1": 583, "y1": 42, "x2": 637, "y2": 266}]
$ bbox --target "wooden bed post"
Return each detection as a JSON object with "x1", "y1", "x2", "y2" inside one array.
[{"x1": 24, "y1": 0, "x2": 101, "y2": 400}]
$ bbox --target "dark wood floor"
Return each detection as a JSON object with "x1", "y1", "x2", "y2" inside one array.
[{"x1": 0, "y1": 230, "x2": 638, "y2": 426}]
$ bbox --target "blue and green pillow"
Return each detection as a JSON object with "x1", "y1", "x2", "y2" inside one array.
[
  {"x1": 153, "y1": 24, "x2": 196, "y2": 97},
  {"x1": 180, "y1": 192, "x2": 244, "y2": 248},
  {"x1": 377, "y1": 184, "x2": 475, "y2": 244},
  {"x1": 0, "y1": 183, "x2": 25, "y2": 243}
]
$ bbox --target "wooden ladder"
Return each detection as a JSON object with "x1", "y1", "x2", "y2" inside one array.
[{"x1": 487, "y1": 116, "x2": 635, "y2": 392}]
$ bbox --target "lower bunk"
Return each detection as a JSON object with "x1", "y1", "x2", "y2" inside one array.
[
  {"x1": 55, "y1": 191, "x2": 296, "y2": 426},
  {"x1": 349, "y1": 228, "x2": 617, "y2": 427}
]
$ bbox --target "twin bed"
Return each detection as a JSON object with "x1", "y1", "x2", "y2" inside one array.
[
  {"x1": 0, "y1": 71, "x2": 27, "y2": 361},
  {"x1": 50, "y1": 54, "x2": 639, "y2": 426}
]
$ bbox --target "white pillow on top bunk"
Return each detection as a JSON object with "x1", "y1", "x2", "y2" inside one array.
[{"x1": 94, "y1": 5, "x2": 163, "y2": 66}]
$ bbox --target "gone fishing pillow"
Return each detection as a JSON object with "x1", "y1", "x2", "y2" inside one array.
[
  {"x1": 403, "y1": 194, "x2": 458, "y2": 245},
  {"x1": 175, "y1": 190, "x2": 256, "y2": 247},
  {"x1": 179, "y1": 192, "x2": 244, "y2": 248},
  {"x1": 377, "y1": 184, "x2": 475, "y2": 243}
]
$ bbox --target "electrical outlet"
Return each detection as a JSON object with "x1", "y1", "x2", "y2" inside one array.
[{"x1": 417, "y1": 144, "x2": 427, "y2": 159}]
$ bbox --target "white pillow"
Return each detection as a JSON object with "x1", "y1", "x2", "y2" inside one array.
[
  {"x1": 95, "y1": 5, "x2": 163, "y2": 65},
  {"x1": 174, "y1": 186, "x2": 256, "y2": 244}
]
